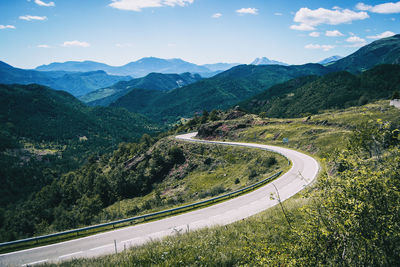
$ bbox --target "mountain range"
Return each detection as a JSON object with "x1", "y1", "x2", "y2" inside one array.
[
  {"x1": 1, "y1": 34, "x2": 399, "y2": 126},
  {"x1": 35, "y1": 57, "x2": 290, "y2": 78},
  {"x1": 107, "y1": 34, "x2": 400, "y2": 122},
  {"x1": 36, "y1": 57, "x2": 228, "y2": 78},
  {"x1": 0, "y1": 61, "x2": 131, "y2": 96},
  {"x1": 110, "y1": 63, "x2": 330, "y2": 122}
]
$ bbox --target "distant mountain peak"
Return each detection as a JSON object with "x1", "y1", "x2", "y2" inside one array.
[
  {"x1": 251, "y1": 57, "x2": 288, "y2": 66},
  {"x1": 318, "y1": 55, "x2": 343, "y2": 65}
]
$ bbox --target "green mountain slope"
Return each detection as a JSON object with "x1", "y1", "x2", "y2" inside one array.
[
  {"x1": 329, "y1": 34, "x2": 400, "y2": 72},
  {"x1": 239, "y1": 64, "x2": 400, "y2": 117},
  {"x1": 111, "y1": 64, "x2": 330, "y2": 122},
  {"x1": 0, "y1": 83, "x2": 159, "y2": 210},
  {"x1": 80, "y1": 72, "x2": 202, "y2": 106},
  {"x1": 0, "y1": 61, "x2": 131, "y2": 96}
]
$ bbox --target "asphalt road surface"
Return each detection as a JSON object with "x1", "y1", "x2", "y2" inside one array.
[{"x1": 0, "y1": 132, "x2": 319, "y2": 266}]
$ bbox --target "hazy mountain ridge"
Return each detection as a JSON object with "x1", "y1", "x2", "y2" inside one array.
[
  {"x1": 0, "y1": 62, "x2": 131, "y2": 96},
  {"x1": 36, "y1": 57, "x2": 216, "y2": 77}
]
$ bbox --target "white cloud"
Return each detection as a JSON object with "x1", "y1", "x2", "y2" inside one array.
[
  {"x1": 164, "y1": 0, "x2": 193, "y2": 6},
  {"x1": 0, "y1": 25, "x2": 16, "y2": 29},
  {"x1": 62, "y1": 40, "x2": 90, "y2": 47},
  {"x1": 355, "y1": 3, "x2": 372, "y2": 11},
  {"x1": 274, "y1": 12, "x2": 283, "y2": 16},
  {"x1": 108, "y1": 0, "x2": 193, "y2": 11},
  {"x1": 19, "y1": 15, "x2": 47, "y2": 21},
  {"x1": 34, "y1": 0, "x2": 55, "y2": 7},
  {"x1": 326, "y1": 30, "x2": 344, "y2": 37},
  {"x1": 212, "y1": 13, "x2": 222, "y2": 18},
  {"x1": 37, "y1": 44, "x2": 50, "y2": 48},
  {"x1": 367, "y1": 31, "x2": 396, "y2": 39},
  {"x1": 345, "y1": 35, "x2": 367, "y2": 47},
  {"x1": 236, "y1": 8, "x2": 258, "y2": 15},
  {"x1": 309, "y1": 32, "x2": 320, "y2": 37},
  {"x1": 305, "y1": 44, "x2": 335, "y2": 51},
  {"x1": 356, "y1": 1, "x2": 400, "y2": 14},
  {"x1": 346, "y1": 36, "x2": 366, "y2": 43},
  {"x1": 290, "y1": 24, "x2": 315, "y2": 31},
  {"x1": 291, "y1": 7, "x2": 369, "y2": 31}
]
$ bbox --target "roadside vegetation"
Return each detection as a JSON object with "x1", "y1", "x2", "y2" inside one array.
[
  {"x1": 0, "y1": 131, "x2": 285, "y2": 243},
  {"x1": 45, "y1": 100, "x2": 400, "y2": 266}
]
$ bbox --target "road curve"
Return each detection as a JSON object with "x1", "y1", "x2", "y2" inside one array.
[{"x1": 0, "y1": 132, "x2": 319, "y2": 267}]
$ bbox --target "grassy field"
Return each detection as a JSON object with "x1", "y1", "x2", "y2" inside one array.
[{"x1": 43, "y1": 101, "x2": 400, "y2": 266}]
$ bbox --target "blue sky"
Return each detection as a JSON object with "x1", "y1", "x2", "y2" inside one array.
[{"x1": 0, "y1": 0, "x2": 398, "y2": 68}]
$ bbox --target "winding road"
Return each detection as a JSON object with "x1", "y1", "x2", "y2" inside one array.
[{"x1": 0, "y1": 132, "x2": 319, "y2": 266}]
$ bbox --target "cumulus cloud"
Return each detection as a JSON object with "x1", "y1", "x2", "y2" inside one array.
[
  {"x1": 0, "y1": 25, "x2": 16, "y2": 29},
  {"x1": 236, "y1": 8, "x2": 258, "y2": 15},
  {"x1": 305, "y1": 44, "x2": 335, "y2": 51},
  {"x1": 37, "y1": 44, "x2": 50, "y2": 48},
  {"x1": 326, "y1": 30, "x2": 344, "y2": 37},
  {"x1": 309, "y1": 32, "x2": 320, "y2": 37},
  {"x1": 346, "y1": 36, "x2": 366, "y2": 43},
  {"x1": 212, "y1": 13, "x2": 222, "y2": 18},
  {"x1": 34, "y1": 0, "x2": 55, "y2": 7},
  {"x1": 19, "y1": 15, "x2": 47, "y2": 21},
  {"x1": 367, "y1": 31, "x2": 396, "y2": 39},
  {"x1": 356, "y1": 1, "x2": 400, "y2": 13},
  {"x1": 355, "y1": 3, "x2": 372, "y2": 11},
  {"x1": 290, "y1": 24, "x2": 315, "y2": 31},
  {"x1": 109, "y1": 0, "x2": 193, "y2": 11},
  {"x1": 62, "y1": 40, "x2": 90, "y2": 47},
  {"x1": 345, "y1": 35, "x2": 367, "y2": 47},
  {"x1": 291, "y1": 7, "x2": 369, "y2": 31}
]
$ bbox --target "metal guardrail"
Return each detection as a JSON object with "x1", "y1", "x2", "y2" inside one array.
[{"x1": 0, "y1": 170, "x2": 282, "y2": 249}]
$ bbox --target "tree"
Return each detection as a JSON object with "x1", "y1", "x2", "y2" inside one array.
[{"x1": 392, "y1": 91, "x2": 400, "y2": 100}]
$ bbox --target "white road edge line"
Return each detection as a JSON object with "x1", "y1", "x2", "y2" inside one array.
[
  {"x1": 58, "y1": 251, "x2": 82, "y2": 259},
  {"x1": 89, "y1": 244, "x2": 113, "y2": 251},
  {"x1": 21, "y1": 259, "x2": 48, "y2": 266}
]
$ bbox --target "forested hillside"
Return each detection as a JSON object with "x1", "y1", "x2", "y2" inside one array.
[
  {"x1": 111, "y1": 63, "x2": 330, "y2": 122},
  {"x1": 329, "y1": 34, "x2": 400, "y2": 72},
  {"x1": 239, "y1": 64, "x2": 400, "y2": 117},
  {"x1": 81, "y1": 72, "x2": 202, "y2": 106},
  {"x1": 0, "y1": 83, "x2": 160, "y2": 231}
]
